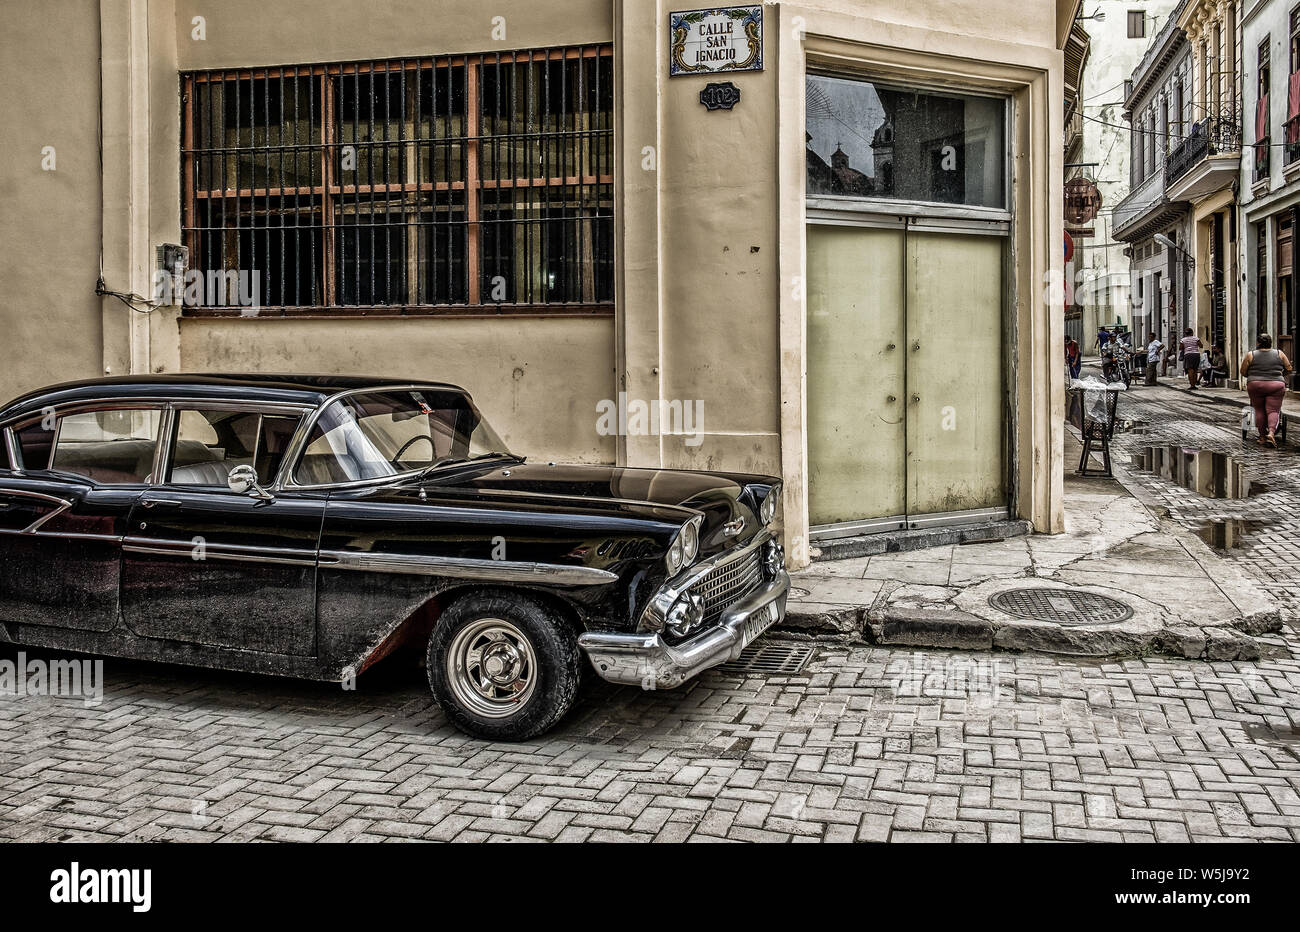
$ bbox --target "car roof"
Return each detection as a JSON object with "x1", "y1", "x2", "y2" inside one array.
[{"x1": 0, "y1": 373, "x2": 469, "y2": 423}]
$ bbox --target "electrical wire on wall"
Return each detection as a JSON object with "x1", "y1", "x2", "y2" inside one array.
[
  {"x1": 94, "y1": 1, "x2": 159, "y2": 318},
  {"x1": 94, "y1": 279, "x2": 159, "y2": 315}
]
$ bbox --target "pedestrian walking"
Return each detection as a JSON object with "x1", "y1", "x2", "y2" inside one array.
[
  {"x1": 1145, "y1": 331, "x2": 1163, "y2": 385},
  {"x1": 1096, "y1": 326, "x2": 1111, "y2": 354},
  {"x1": 1179, "y1": 328, "x2": 1203, "y2": 390},
  {"x1": 1241, "y1": 333, "x2": 1294, "y2": 448},
  {"x1": 1065, "y1": 336, "x2": 1081, "y2": 380}
]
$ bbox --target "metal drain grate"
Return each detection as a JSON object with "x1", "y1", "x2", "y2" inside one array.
[
  {"x1": 716, "y1": 641, "x2": 816, "y2": 676},
  {"x1": 988, "y1": 587, "x2": 1133, "y2": 627}
]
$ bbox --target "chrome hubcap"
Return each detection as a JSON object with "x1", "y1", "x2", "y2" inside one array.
[{"x1": 447, "y1": 618, "x2": 537, "y2": 719}]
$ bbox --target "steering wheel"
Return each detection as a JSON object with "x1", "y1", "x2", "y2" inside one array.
[{"x1": 391, "y1": 434, "x2": 435, "y2": 466}]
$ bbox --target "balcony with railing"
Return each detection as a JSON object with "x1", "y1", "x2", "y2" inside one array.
[
  {"x1": 1255, "y1": 136, "x2": 1270, "y2": 184},
  {"x1": 1112, "y1": 162, "x2": 1170, "y2": 241},
  {"x1": 1165, "y1": 110, "x2": 1243, "y2": 201},
  {"x1": 1065, "y1": 105, "x2": 1084, "y2": 159},
  {"x1": 1286, "y1": 116, "x2": 1300, "y2": 168}
]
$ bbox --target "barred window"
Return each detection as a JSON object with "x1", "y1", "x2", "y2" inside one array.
[{"x1": 181, "y1": 46, "x2": 614, "y2": 316}]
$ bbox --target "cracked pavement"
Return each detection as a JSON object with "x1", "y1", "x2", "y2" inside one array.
[{"x1": 786, "y1": 431, "x2": 1281, "y2": 659}]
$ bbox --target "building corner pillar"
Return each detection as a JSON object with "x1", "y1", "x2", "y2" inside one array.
[{"x1": 99, "y1": 0, "x2": 153, "y2": 378}]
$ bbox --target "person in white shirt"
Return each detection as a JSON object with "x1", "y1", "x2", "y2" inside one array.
[{"x1": 1145, "y1": 332, "x2": 1163, "y2": 386}]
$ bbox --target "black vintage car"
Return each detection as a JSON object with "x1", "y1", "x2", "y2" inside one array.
[{"x1": 0, "y1": 375, "x2": 788, "y2": 740}]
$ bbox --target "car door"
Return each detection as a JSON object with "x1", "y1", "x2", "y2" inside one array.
[
  {"x1": 119, "y1": 404, "x2": 325, "y2": 656},
  {"x1": 0, "y1": 405, "x2": 161, "y2": 633}
]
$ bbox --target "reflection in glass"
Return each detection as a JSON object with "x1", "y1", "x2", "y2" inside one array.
[{"x1": 806, "y1": 76, "x2": 1006, "y2": 208}]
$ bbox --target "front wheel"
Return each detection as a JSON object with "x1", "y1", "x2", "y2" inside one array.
[{"x1": 427, "y1": 591, "x2": 582, "y2": 741}]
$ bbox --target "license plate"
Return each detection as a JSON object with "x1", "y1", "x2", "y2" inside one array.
[{"x1": 741, "y1": 601, "x2": 779, "y2": 648}]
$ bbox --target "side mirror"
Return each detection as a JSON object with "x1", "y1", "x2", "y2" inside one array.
[{"x1": 227, "y1": 464, "x2": 274, "y2": 501}]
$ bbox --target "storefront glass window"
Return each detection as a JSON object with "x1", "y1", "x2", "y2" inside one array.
[{"x1": 806, "y1": 75, "x2": 1006, "y2": 209}]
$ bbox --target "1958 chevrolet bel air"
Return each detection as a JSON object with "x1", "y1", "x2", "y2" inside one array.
[{"x1": 0, "y1": 375, "x2": 788, "y2": 740}]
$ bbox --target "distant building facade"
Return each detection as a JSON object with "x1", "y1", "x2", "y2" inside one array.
[
  {"x1": 1071, "y1": 0, "x2": 1181, "y2": 345},
  {"x1": 1242, "y1": 0, "x2": 1300, "y2": 376},
  {"x1": 1113, "y1": 3, "x2": 1196, "y2": 349},
  {"x1": 1167, "y1": 0, "x2": 1245, "y2": 375}
]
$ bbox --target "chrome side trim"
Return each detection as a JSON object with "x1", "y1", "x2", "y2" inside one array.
[
  {"x1": 318, "y1": 549, "x2": 618, "y2": 587},
  {"x1": 0, "y1": 397, "x2": 314, "y2": 430},
  {"x1": 0, "y1": 529, "x2": 122, "y2": 543},
  {"x1": 123, "y1": 537, "x2": 318, "y2": 567},
  {"x1": 151, "y1": 405, "x2": 177, "y2": 486},
  {"x1": 638, "y1": 528, "x2": 774, "y2": 632},
  {"x1": 0, "y1": 489, "x2": 75, "y2": 534},
  {"x1": 3, "y1": 427, "x2": 19, "y2": 472}
]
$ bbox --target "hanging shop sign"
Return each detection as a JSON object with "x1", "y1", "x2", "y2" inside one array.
[
  {"x1": 669, "y1": 6, "x2": 763, "y2": 77},
  {"x1": 1064, "y1": 176, "x2": 1103, "y2": 225}
]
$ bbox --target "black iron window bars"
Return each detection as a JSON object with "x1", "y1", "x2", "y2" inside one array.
[{"x1": 181, "y1": 45, "x2": 614, "y2": 316}]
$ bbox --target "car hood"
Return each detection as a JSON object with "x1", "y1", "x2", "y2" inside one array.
[{"x1": 425, "y1": 462, "x2": 765, "y2": 553}]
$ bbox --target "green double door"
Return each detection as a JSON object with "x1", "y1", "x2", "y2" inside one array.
[{"x1": 807, "y1": 219, "x2": 1007, "y2": 535}]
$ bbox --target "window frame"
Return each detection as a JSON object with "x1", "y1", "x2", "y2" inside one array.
[
  {"x1": 180, "y1": 46, "x2": 615, "y2": 319},
  {"x1": 281, "y1": 385, "x2": 499, "y2": 492},
  {"x1": 162, "y1": 404, "x2": 308, "y2": 489},
  {"x1": 1292, "y1": 6, "x2": 1300, "y2": 71},
  {"x1": 1128, "y1": 10, "x2": 1146, "y2": 40},
  {"x1": 7, "y1": 403, "x2": 168, "y2": 487},
  {"x1": 802, "y1": 70, "x2": 1013, "y2": 222}
]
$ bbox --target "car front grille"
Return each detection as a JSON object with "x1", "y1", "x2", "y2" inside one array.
[{"x1": 693, "y1": 547, "x2": 764, "y2": 625}]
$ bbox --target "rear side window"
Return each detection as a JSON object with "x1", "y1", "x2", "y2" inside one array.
[
  {"x1": 167, "y1": 409, "x2": 301, "y2": 486},
  {"x1": 17, "y1": 408, "x2": 162, "y2": 483}
]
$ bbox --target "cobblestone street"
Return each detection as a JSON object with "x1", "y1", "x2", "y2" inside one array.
[
  {"x1": 1108, "y1": 383, "x2": 1300, "y2": 620},
  {"x1": 1, "y1": 384, "x2": 1298, "y2": 844}
]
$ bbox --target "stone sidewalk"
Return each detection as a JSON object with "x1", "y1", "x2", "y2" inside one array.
[{"x1": 787, "y1": 439, "x2": 1282, "y2": 661}]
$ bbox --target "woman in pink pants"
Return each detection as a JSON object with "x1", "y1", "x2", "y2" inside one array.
[{"x1": 1241, "y1": 334, "x2": 1294, "y2": 447}]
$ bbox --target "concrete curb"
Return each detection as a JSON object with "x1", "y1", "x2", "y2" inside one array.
[{"x1": 780, "y1": 602, "x2": 1269, "y2": 661}]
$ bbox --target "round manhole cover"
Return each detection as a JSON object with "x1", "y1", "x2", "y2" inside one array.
[
  {"x1": 988, "y1": 588, "x2": 1133, "y2": 627},
  {"x1": 789, "y1": 586, "x2": 811, "y2": 599}
]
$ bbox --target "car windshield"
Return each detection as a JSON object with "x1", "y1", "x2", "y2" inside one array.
[{"x1": 293, "y1": 389, "x2": 512, "y2": 486}]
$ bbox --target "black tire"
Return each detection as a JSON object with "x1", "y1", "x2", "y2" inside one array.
[{"x1": 427, "y1": 590, "x2": 582, "y2": 741}]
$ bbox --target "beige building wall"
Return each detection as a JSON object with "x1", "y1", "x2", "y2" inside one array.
[
  {"x1": 0, "y1": 0, "x2": 1070, "y2": 565},
  {"x1": 176, "y1": 317, "x2": 617, "y2": 460},
  {"x1": 0, "y1": 0, "x2": 105, "y2": 405}
]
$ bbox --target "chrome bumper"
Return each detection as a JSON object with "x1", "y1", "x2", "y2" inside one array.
[{"x1": 577, "y1": 568, "x2": 790, "y2": 689}]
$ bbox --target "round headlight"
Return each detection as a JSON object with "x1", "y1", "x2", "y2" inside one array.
[
  {"x1": 666, "y1": 535, "x2": 684, "y2": 575},
  {"x1": 760, "y1": 490, "x2": 777, "y2": 525},
  {"x1": 680, "y1": 520, "x2": 699, "y2": 563}
]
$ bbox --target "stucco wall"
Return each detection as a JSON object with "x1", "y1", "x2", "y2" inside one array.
[
  {"x1": 173, "y1": 0, "x2": 613, "y2": 67},
  {"x1": 175, "y1": 316, "x2": 617, "y2": 461},
  {"x1": 0, "y1": 0, "x2": 105, "y2": 406},
  {"x1": 658, "y1": 14, "x2": 781, "y2": 474}
]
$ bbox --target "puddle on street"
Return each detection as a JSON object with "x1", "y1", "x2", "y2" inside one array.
[
  {"x1": 1192, "y1": 518, "x2": 1260, "y2": 550},
  {"x1": 1131, "y1": 445, "x2": 1256, "y2": 499}
]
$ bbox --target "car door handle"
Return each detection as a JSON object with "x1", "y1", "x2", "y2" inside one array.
[{"x1": 141, "y1": 499, "x2": 184, "y2": 509}]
